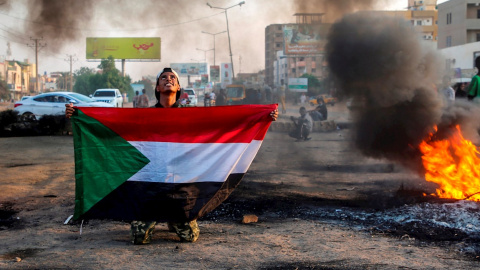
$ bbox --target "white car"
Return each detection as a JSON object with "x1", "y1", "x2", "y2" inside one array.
[
  {"x1": 91, "y1": 88, "x2": 124, "y2": 107},
  {"x1": 183, "y1": 88, "x2": 197, "y2": 106},
  {"x1": 14, "y1": 91, "x2": 114, "y2": 121}
]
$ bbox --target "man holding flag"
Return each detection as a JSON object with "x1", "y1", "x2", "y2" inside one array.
[{"x1": 66, "y1": 67, "x2": 278, "y2": 245}]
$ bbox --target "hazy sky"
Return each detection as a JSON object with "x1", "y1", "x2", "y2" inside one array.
[{"x1": 0, "y1": 0, "x2": 447, "y2": 82}]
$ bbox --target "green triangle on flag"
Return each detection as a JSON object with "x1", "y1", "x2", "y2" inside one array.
[{"x1": 72, "y1": 110, "x2": 150, "y2": 219}]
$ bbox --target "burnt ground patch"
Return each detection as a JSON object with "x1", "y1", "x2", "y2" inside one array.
[
  {"x1": 258, "y1": 260, "x2": 388, "y2": 270},
  {"x1": 0, "y1": 202, "x2": 20, "y2": 230},
  {"x1": 0, "y1": 248, "x2": 43, "y2": 261},
  {"x1": 202, "y1": 179, "x2": 480, "y2": 260}
]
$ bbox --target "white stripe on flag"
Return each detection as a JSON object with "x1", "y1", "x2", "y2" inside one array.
[{"x1": 127, "y1": 140, "x2": 262, "y2": 183}]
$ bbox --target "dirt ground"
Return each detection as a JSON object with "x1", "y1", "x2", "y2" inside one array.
[{"x1": 0, "y1": 101, "x2": 479, "y2": 269}]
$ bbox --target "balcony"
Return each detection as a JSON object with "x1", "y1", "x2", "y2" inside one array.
[{"x1": 466, "y1": 19, "x2": 480, "y2": 30}]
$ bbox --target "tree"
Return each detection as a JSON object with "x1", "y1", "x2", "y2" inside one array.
[
  {"x1": 300, "y1": 73, "x2": 323, "y2": 96},
  {"x1": 0, "y1": 74, "x2": 8, "y2": 101},
  {"x1": 73, "y1": 67, "x2": 96, "y2": 96},
  {"x1": 72, "y1": 56, "x2": 133, "y2": 98}
]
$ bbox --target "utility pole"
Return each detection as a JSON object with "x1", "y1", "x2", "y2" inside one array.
[
  {"x1": 27, "y1": 37, "x2": 46, "y2": 93},
  {"x1": 65, "y1": 54, "x2": 77, "y2": 91},
  {"x1": 239, "y1": 55, "x2": 242, "y2": 74}
]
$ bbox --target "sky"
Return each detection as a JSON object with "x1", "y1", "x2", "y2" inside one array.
[{"x1": 0, "y1": 0, "x2": 447, "y2": 83}]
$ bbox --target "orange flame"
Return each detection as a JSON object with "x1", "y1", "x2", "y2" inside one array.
[{"x1": 419, "y1": 125, "x2": 480, "y2": 201}]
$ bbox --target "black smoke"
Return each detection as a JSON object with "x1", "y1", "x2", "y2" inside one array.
[{"x1": 325, "y1": 12, "x2": 480, "y2": 173}]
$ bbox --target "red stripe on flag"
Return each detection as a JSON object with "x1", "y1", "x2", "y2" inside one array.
[{"x1": 76, "y1": 104, "x2": 277, "y2": 143}]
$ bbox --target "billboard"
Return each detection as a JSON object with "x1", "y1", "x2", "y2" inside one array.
[
  {"x1": 86, "y1": 37, "x2": 161, "y2": 60},
  {"x1": 220, "y1": 63, "x2": 232, "y2": 86},
  {"x1": 283, "y1": 25, "x2": 328, "y2": 55},
  {"x1": 288, "y1": 78, "x2": 308, "y2": 92},
  {"x1": 170, "y1": 63, "x2": 208, "y2": 76},
  {"x1": 210, "y1": 65, "x2": 220, "y2": 82}
]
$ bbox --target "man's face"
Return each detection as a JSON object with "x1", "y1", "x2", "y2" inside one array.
[
  {"x1": 156, "y1": 72, "x2": 180, "y2": 94},
  {"x1": 300, "y1": 108, "x2": 306, "y2": 116}
]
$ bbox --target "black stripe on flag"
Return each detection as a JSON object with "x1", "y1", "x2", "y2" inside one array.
[{"x1": 80, "y1": 173, "x2": 245, "y2": 222}]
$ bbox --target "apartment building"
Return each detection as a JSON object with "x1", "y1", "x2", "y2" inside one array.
[
  {"x1": 265, "y1": 14, "x2": 330, "y2": 88},
  {"x1": 438, "y1": 0, "x2": 480, "y2": 48}
]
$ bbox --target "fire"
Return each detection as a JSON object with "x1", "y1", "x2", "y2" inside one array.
[{"x1": 419, "y1": 125, "x2": 480, "y2": 201}]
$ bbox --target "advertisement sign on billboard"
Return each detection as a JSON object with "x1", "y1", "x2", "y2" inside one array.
[
  {"x1": 288, "y1": 78, "x2": 308, "y2": 92},
  {"x1": 220, "y1": 63, "x2": 232, "y2": 86},
  {"x1": 201, "y1": 74, "x2": 209, "y2": 85},
  {"x1": 170, "y1": 63, "x2": 208, "y2": 76},
  {"x1": 86, "y1": 37, "x2": 161, "y2": 60},
  {"x1": 210, "y1": 65, "x2": 220, "y2": 82},
  {"x1": 283, "y1": 25, "x2": 328, "y2": 55}
]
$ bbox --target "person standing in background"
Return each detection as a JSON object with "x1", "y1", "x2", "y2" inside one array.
[
  {"x1": 137, "y1": 89, "x2": 149, "y2": 108},
  {"x1": 279, "y1": 79, "x2": 287, "y2": 114},
  {"x1": 467, "y1": 56, "x2": 480, "y2": 103},
  {"x1": 132, "y1": 91, "x2": 139, "y2": 108}
]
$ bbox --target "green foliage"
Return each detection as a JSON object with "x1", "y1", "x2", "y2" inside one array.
[
  {"x1": 73, "y1": 56, "x2": 133, "y2": 97},
  {"x1": 300, "y1": 73, "x2": 324, "y2": 96},
  {"x1": 73, "y1": 67, "x2": 96, "y2": 96},
  {"x1": 0, "y1": 74, "x2": 9, "y2": 100}
]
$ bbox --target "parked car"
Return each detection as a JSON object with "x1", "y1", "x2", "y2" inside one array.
[
  {"x1": 309, "y1": 94, "x2": 338, "y2": 106},
  {"x1": 14, "y1": 92, "x2": 114, "y2": 121},
  {"x1": 183, "y1": 88, "x2": 197, "y2": 106},
  {"x1": 90, "y1": 88, "x2": 124, "y2": 107}
]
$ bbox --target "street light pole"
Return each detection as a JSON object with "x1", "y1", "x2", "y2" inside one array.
[
  {"x1": 196, "y1": 48, "x2": 214, "y2": 62},
  {"x1": 206, "y1": 1, "x2": 245, "y2": 80},
  {"x1": 201, "y1": 30, "x2": 226, "y2": 66}
]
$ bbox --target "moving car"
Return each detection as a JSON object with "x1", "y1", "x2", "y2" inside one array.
[
  {"x1": 183, "y1": 88, "x2": 197, "y2": 106},
  {"x1": 14, "y1": 92, "x2": 114, "y2": 121},
  {"x1": 90, "y1": 88, "x2": 124, "y2": 107},
  {"x1": 226, "y1": 84, "x2": 246, "y2": 105}
]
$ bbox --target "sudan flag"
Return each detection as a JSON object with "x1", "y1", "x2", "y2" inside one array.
[{"x1": 71, "y1": 104, "x2": 277, "y2": 222}]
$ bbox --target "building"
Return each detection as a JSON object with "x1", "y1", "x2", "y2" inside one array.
[
  {"x1": 408, "y1": 0, "x2": 438, "y2": 10},
  {"x1": 265, "y1": 13, "x2": 331, "y2": 89},
  {"x1": 382, "y1": 0, "x2": 438, "y2": 42},
  {"x1": 5, "y1": 60, "x2": 33, "y2": 101},
  {"x1": 438, "y1": 0, "x2": 480, "y2": 49}
]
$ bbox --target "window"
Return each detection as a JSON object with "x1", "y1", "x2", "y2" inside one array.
[
  {"x1": 311, "y1": 57, "x2": 316, "y2": 61},
  {"x1": 477, "y1": 9, "x2": 480, "y2": 19},
  {"x1": 446, "y1": 36, "x2": 452, "y2": 47},
  {"x1": 275, "y1": 33, "x2": 282, "y2": 38},
  {"x1": 299, "y1": 57, "x2": 305, "y2": 61},
  {"x1": 417, "y1": 20, "x2": 422, "y2": 26},
  {"x1": 292, "y1": 68, "x2": 296, "y2": 73},
  {"x1": 276, "y1": 43, "x2": 281, "y2": 48},
  {"x1": 477, "y1": 33, "x2": 480, "y2": 42},
  {"x1": 277, "y1": 26, "x2": 282, "y2": 31},
  {"x1": 311, "y1": 68, "x2": 316, "y2": 73},
  {"x1": 446, "y1": 13, "x2": 452, "y2": 24}
]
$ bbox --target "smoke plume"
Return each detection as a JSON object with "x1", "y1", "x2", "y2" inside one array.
[
  {"x1": 325, "y1": 12, "x2": 480, "y2": 173},
  {"x1": 24, "y1": 0, "x2": 94, "y2": 52},
  {"x1": 293, "y1": 0, "x2": 376, "y2": 22}
]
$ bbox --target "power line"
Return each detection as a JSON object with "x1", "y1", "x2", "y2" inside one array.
[
  {"x1": 27, "y1": 37, "x2": 46, "y2": 93},
  {"x1": 65, "y1": 54, "x2": 77, "y2": 91},
  {"x1": 0, "y1": 11, "x2": 224, "y2": 32}
]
